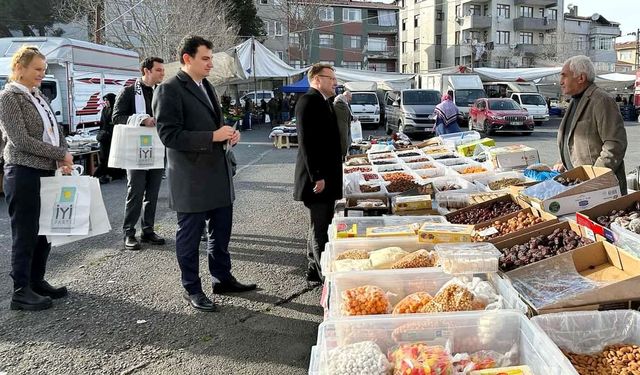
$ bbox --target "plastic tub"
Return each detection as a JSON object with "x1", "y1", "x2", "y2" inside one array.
[
  {"x1": 396, "y1": 150, "x2": 426, "y2": 159},
  {"x1": 439, "y1": 131, "x2": 481, "y2": 148},
  {"x1": 434, "y1": 242, "x2": 502, "y2": 275},
  {"x1": 451, "y1": 164, "x2": 496, "y2": 182},
  {"x1": 315, "y1": 311, "x2": 572, "y2": 374},
  {"x1": 532, "y1": 310, "x2": 640, "y2": 375},
  {"x1": 329, "y1": 216, "x2": 447, "y2": 241},
  {"x1": 611, "y1": 222, "x2": 640, "y2": 258},
  {"x1": 436, "y1": 157, "x2": 479, "y2": 167},
  {"x1": 374, "y1": 163, "x2": 410, "y2": 174},
  {"x1": 420, "y1": 144, "x2": 456, "y2": 156},
  {"x1": 475, "y1": 171, "x2": 530, "y2": 192},
  {"x1": 308, "y1": 345, "x2": 319, "y2": 375}
]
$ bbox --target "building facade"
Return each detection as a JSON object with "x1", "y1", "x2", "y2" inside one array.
[
  {"x1": 562, "y1": 8, "x2": 620, "y2": 73},
  {"x1": 616, "y1": 40, "x2": 639, "y2": 72}
]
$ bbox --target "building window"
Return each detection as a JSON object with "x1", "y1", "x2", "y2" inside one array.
[
  {"x1": 455, "y1": 57, "x2": 460, "y2": 66},
  {"x1": 435, "y1": 60, "x2": 441, "y2": 68},
  {"x1": 484, "y1": 4, "x2": 489, "y2": 16},
  {"x1": 288, "y1": 32, "x2": 300, "y2": 45},
  {"x1": 401, "y1": 41, "x2": 406, "y2": 53},
  {"x1": 369, "y1": 62, "x2": 388, "y2": 71},
  {"x1": 497, "y1": 4, "x2": 510, "y2": 19},
  {"x1": 319, "y1": 34, "x2": 334, "y2": 47},
  {"x1": 414, "y1": 62, "x2": 420, "y2": 73},
  {"x1": 368, "y1": 37, "x2": 388, "y2": 52},
  {"x1": 574, "y1": 36, "x2": 584, "y2": 50},
  {"x1": 469, "y1": 4, "x2": 481, "y2": 16},
  {"x1": 402, "y1": 18, "x2": 406, "y2": 31},
  {"x1": 549, "y1": 9, "x2": 557, "y2": 20},
  {"x1": 344, "y1": 61, "x2": 362, "y2": 69},
  {"x1": 276, "y1": 51, "x2": 284, "y2": 60},
  {"x1": 274, "y1": 21, "x2": 283, "y2": 36},
  {"x1": 468, "y1": 31, "x2": 480, "y2": 42},
  {"x1": 414, "y1": 15, "x2": 419, "y2": 27},
  {"x1": 367, "y1": 10, "x2": 379, "y2": 25},
  {"x1": 319, "y1": 7, "x2": 334, "y2": 21},
  {"x1": 597, "y1": 37, "x2": 613, "y2": 50},
  {"x1": 123, "y1": 13, "x2": 134, "y2": 31},
  {"x1": 414, "y1": 38, "x2": 419, "y2": 51},
  {"x1": 378, "y1": 10, "x2": 396, "y2": 26},
  {"x1": 344, "y1": 35, "x2": 362, "y2": 49},
  {"x1": 436, "y1": 11, "x2": 444, "y2": 21},
  {"x1": 538, "y1": 8, "x2": 545, "y2": 18},
  {"x1": 435, "y1": 34, "x2": 442, "y2": 45},
  {"x1": 343, "y1": 8, "x2": 362, "y2": 22},
  {"x1": 539, "y1": 33, "x2": 544, "y2": 43},
  {"x1": 455, "y1": 31, "x2": 461, "y2": 45},
  {"x1": 290, "y1": 60, "x2": 302, "y2": 68},
  {"x1": 497, "y1": 31, "x2": 510, "y2": 45},
  {"x1": 265, "y1": 22, "x2": 270, "y2": 36},
  {"x1": 497, "y1": 57, "x2": 510, "y2": 68},
  {"x1": 519, "y1": 32, "x2": 533, "y2": 44},
  {"x1": 402, "y1": 64, "x2": 408, "y2": 73},
  {"x1": 259, "y1": 0, "x2": 268, "y2": 4},
  {"x1": 520, "y1": 6, "x2": 533, "y2": 18},
  {"x1": 455, "y1": 5, "x2": 461, "y2": 17},
  {"x1": 522, "y1": 56, "x2": 534, "y2": 67}
]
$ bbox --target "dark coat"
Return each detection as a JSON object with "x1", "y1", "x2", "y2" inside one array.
[
  {"x1": 153, "y1": 70, "x2": 235, "y2": 213},
  {"x1": 293, "y1": 88, "x2": 342, "y2": 204},
  {"x1": 112, "y1": 83, "x2": 154, "y2": 124}
]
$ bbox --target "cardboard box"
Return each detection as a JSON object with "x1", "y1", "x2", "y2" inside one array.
[
  {"x1": 456, "y1": 137, "x2": 496, "y2": 157},
  {"x1": 472, "y1": 207, "x2": 559, "y2": 244},
  {"x1": 445, "y1": 193, "x2": 531, "y2": 227},
  {"x1": 489, "y1": 144, "x2": 540, "y2": 170},
  {"x1": 576, "y1": 191, "x2": 640, "y2": 242},
  {"x1": 525, "y1": 166, "x2": 621, "y2": 216},
  {"x1": 508, "y1": 241, "x2": 640, "y2": 315},
  {"x1": 392, "y1": 195, "x2": 432, "y2": 212},
  {"x1": 418, "y1": 223, "x2": 474, "y2": 244}
]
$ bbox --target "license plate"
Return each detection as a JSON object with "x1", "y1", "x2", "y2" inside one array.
[{"x1": 511, "y1": 121, "x2": 523, "y2": 125}]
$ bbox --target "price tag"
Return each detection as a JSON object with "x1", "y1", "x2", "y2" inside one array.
[{"x1": 477, "y1": 227, "x2": 499, "y2": 237}]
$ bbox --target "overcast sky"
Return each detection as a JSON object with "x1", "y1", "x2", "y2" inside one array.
[{"x1": 570, "y1": 0, "x2": 639, "y2": 37}]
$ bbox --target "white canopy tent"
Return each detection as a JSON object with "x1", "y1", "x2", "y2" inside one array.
[
  {"x1": 234, "y1": 38, "x2": 305, "y2": 80},
  {"x1": 332, "y1": 67, "x2": 415, "y2": 90},
  {"x1": 474, "y1": 67, "x2": 562, "y2": 81}
]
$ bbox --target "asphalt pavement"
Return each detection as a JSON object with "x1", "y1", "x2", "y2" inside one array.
[{"x1": 0, "y1": 116, "x2": 639, "y2": 374}]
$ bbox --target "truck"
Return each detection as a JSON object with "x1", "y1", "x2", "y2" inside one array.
[
  {"x1": 0, "y1": 37, "x2": 140, "y2": 133},
  {"x1": 344, "y1": 81, "x2": 382, "y2": 128},
  {"x1": 421, "y1": 73, "x2": 486, "y2": 125},
  {"x1": 384, "y1": 89, "x2": 441, "y2": 136}
]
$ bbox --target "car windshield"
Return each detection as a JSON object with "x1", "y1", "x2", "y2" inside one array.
[
  {"x1": 402, "y1": 91, "x2": 440, "y2": 105},
  {"x1": 455, "y1": 89, "x2": 486, "y2": 107},
  {"x1": 351, "y1": 93, "x2": 377, "y2": 105},
  {"x1": 0, "y1": 77, "x2": 6, "y2": 90},
  {"x1": 489, "y1": 100, "x2": 520, "y2": 110},
  {"x1": 520, "y1": 94, "x2": 546, "y2": 105}
]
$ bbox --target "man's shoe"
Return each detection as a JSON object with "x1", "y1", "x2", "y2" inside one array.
[
  {"x1": 140, "y1": 232, "x2": 166, "y2": 245},
  {"x1": 183, "y1": 292, "x2": 218, "y2": 312},
  {"x1": 212, "y1": 277, "x2": 257, "y2": 294},
  {"x1": 31, "y1": 280, "x2": 68, "y2": 299},
  {"x1": 306, "y1": 268, "x2": 323, "y2": 283},
  {"x1": 10, "y1": 286, "x2": 53, "y2": 311},
  {"x1": 124, "y1": 236, "x2": 141, "y2": 250}
]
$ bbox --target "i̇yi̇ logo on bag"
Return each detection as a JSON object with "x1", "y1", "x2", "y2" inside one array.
[
  {"x1": 51, "y1": 186, "x2": 77, "y2": 232},
  {"x1": 137, "y1": 135, "x2": 153, "y2": 166}
]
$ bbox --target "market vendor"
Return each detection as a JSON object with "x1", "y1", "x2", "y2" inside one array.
[{"x1": 555, "y1": 55, "x2": 628, "y2": 195}]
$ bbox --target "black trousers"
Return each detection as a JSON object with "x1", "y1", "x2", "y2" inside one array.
[
  {"x1": 305, "y1": 200, "x2": 335, "y2": 273},
  {"x1": 4, "y1": 165, "x2": 54, "y2": 289},
  {"x1": 94, "y1": 140, "x2": 111, "y2": 178},
  {"x1": 123, "y1": 169, "x2": 163, "y2": 237},
  {"x1": 176, "y1": 205, "x2": 234, "y2": 295}
]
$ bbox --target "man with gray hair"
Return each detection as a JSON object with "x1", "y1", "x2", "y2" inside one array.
[
  {"x1": 555, "y1": 55, "x2": 628, "y2": 194},
  {"x1": 333, "y1": 90, "x2": 353, "y2": 157}
]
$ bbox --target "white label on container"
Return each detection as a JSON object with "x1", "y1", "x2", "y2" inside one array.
[{"x1": 477, "y1": 227, "x2": 499, "y2": 237}]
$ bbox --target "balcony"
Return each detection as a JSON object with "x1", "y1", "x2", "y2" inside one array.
[
  {"x1": 513, "y1": 17, "x2": 557, "y2": 31},
  {"x1": 515, "y1": 44, "x2": 539, "y2": 55},
  {"x1": 459, "y1": 15, "x2": 492, "y2": 30},
  {"x1": 514, "y1": 0, "x2": 557, "y2": 6},
  {"x1": 590, "y1": 25, "x2": 622, "y2": 37},
  {"x1": 365, "y1": 46, "x2": 398, "y2": 59},
  {"x1": 461, "y1": 0, "x2": 489, "y2": 3}
]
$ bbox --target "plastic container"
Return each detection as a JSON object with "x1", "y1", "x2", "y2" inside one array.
[
  {"x1": 475, "y1": 171, "x2": 530, "y2": 192},
  {"x1": 343, "y1": 165, "x2": 373, "y2": 175},
  {"x1": 532, "y1": 310, "x2": 640, "y2": 375},
  {"x1": 400, "y1": 155, "x2": 431, "y2": 164},
  {"x1": 451, "y1": 164, "x2": 496, "y2": 182},
  {"x1": 436, "y1": 157, "x2": 479, "y2": 167},
  {"x1": 315, "y1": 311, "x2": 572, "y2": 374},
  {"x1": 329, "y1": 216, "x2": 447, "y2": 241},
  {"x1": 342, "y1": 173, "x2": 389, "y2": 198},
  {"x1": 396, "y1": 149, "x2": 426, "y2": 159},
  {"x1": 428, "y1": 152, "x2": 463, "y2": 161},
  {"x1": 308, "y1": 345, "x2": 320, "y2": 375},
  {"x1": 420, "y1": 144, "x2": 456, "y2": 156},
  {"x1": 432, "y1": 176, "x2": 480, "y2": 193},
  {"x1": 434, "y1": 243, "x2": 502, "y2": 275},
  {"x1": 611, "y1": 222, "x2": 640, "y2": 258},
  {"x1": 439, "y1": 131, "x2": 481, "y2": 148},
  {"x1": 326, "y1": 269, "x2": 527, "y2": 319},
  {"x1": 373, "y1": 163, "x2": 410, "y2": 174}
]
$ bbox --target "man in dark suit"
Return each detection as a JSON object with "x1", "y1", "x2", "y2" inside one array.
[
  {"x1": 153, "y1": 35, "x2": 256, "y2": 313},
  {"x1": 293, "y1": 63, "x2": 342, "y2": 282}
]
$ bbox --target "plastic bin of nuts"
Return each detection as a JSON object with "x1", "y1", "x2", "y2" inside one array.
[
  {"x1": 434, "y1": 242, "x2": 502, "y2": 275},
  {"x1": 315, "y1": 311, "x2": 573, "y2": 375},
  {"x1": 532, "y1": 310, "x2": 640, "y2": 375}
]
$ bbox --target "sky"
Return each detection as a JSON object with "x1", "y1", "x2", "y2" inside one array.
[{"x1": 571, "y1": 0, "x2": 639, "y2": 38}]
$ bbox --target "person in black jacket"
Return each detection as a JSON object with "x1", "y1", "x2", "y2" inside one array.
[
  {"x1": 293, "y1": 63, "x2": 342, "y2": 282},
  {"x1": 112, "y1": 57, "x2": 166, "y2": 250},
  {"x1": 95, "y1": 93, "x2": 116, "y2": 183}
]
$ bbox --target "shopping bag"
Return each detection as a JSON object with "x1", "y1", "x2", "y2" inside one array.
[
  {"x1": 350, "y1": 119, "x2": 363, "y2": 143},
  {"x1": 265, "y1": 114, "x2": 271, "y2": 124},
  {"x1": 49, "y1": 176, "x2": 111, "y2": 246},
  {"x1": 38, "y1": 165, "x2": 91, "y2": 236},
  {"x1": 108, "y1": 114, "x2": 165, "y2": 170}
]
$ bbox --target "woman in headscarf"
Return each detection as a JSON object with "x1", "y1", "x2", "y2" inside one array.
[{"x1": 433, "y1": 93, "x2": 461, "y2": 135}]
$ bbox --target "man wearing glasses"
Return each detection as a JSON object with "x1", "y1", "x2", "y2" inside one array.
[{"x1": 293, "y1": 63, "x2": 342, "y2": 282}]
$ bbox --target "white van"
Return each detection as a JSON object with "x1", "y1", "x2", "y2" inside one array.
[
  {"x1": 238, "y1": 90, "x2": 275, "y2": 106},
  {"x1": 511, "y1": 92, "x2": 549, "y2": 125},
  {"x1": 350, "y1": 91, "x2": 381, "y2": 127}
]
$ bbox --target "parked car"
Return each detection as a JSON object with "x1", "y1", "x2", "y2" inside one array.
[
  {"x1": 469, "y1": 98, "x2": 534, "y2": 135},
  {"x1": 350, "y1": 91, "x2": 381, "y2": 128},
  {"x1": 510, "y1": 92, "x2": 549, "y2": 125},
  {"x1": 384, "y1": 89, "x2": 441, "y2": 136},
  {"x1": 231, "y1": 90, "x2": 275, "y2": 106}
]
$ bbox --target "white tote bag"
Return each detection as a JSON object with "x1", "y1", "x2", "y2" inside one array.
[
  {"x1": 38, "y1": 166, "x2": 91, "y2": 236},
  {"x1": 350, "y1": 119, "x2": 363, "y2": 143},
  {"x1": 49, "y1": 177, "x2": 111, "y2": 246},
  {"x1": 108, "y1": 114, "x2": 165, "y2": 170}
]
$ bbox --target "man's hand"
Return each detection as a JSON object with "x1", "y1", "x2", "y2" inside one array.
[
  {"x1": 553, "y1": 163, "x2": 566, "y2": 172},
  {"x1": 142, "y1": 117, "x2": 156, "y2": 127},
  {"x1": 212, "y1": 125, "x2": 235, "y2": 142},
  {"x1": 313, "y1": 179, "x2": 325, "y2": 194},
  {"x1": 230, "y1": 130, "x2": 240, "y2": 146}
]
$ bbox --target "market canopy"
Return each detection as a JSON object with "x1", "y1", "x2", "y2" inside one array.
[
  {"x1": 234, "y1": 38, "x2": 306, "y2": 79},
  {"x1": 281, "y1": 75, "x2": 309, "y2": 93},
  {"x1": 333, "y1": 67, "x2": 415, "y2": 90},
  {"x1": 474, "y1": 67, "x2": 562, "y2": 82}
]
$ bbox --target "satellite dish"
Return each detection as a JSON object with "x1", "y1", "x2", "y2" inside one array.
[{"x1": 591, "y1": 13, "x2": 600, "y2": 21}]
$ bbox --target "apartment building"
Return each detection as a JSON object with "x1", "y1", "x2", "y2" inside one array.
[
  {"x1": 563, "y1": 8, "x2": 620, "y2": 73},
  {"x1": 616, "y1": 41, "x2": 639, "y2": 72}
]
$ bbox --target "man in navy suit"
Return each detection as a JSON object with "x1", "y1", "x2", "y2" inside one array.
[
  {"x1": 293, "y1": 63, "x2": 342, "y2": 282},
  {"x1": 153, "y1": 35, "x2": 256, "y2": 312}
]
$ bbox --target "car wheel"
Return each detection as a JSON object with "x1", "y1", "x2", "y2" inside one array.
[
  {"x1": 385, "y1": 118, "x2": 392, "y2": 135},
  {"x1": 535, "y1": 121, "x2": 543, "y2": 126},
  {"x1": 522, "y1": 131, "x2": 532, "y2": 136},
  {"x1": 483, "y1": 120, "x2": 493, "y2": 136}
]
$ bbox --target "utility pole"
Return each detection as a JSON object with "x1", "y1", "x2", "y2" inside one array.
[{"x1": 636, "y1": 28, "x2": 639, "y2": 72}]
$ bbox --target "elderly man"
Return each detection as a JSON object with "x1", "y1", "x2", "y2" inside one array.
[
  {"x1": 555, "y1": 55, "x2": 628, "y2": 195},
  {"x1": 333, "y1": 90, "x2": 353, "y2": 157}
]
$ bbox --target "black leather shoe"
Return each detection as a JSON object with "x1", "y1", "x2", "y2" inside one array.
[
  {"x1": 141, "y1": 232, "x2": 166, "y2": 245},
  {"x1": 124, "y1": 236, "x2": 141, "y2": 250},
  {"x1": 183, "y1": 292, "x2": 218, "y2": 312},
  {"x1": 31, "y1": 280, "x2": 68, "y2": 299},
  {"x1": 212, "y1": 277, "x2": 257, "y2": 294},
  {"x1": 10, "y1": 286, "x2": 52, "y2": 311},
  {"x1": 306, "y1": 268, "x2": 323, "y2": 283}
]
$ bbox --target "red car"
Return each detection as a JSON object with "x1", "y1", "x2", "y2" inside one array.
[{"x1": 469, "y1": 98, "x2": 535, "y2": 135}]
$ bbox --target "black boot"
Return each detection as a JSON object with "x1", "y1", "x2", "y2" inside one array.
[
  {"x1": 11, "y1": 286, "x2": 53, "y2": 311},
  {"x1": 32, "y1": 280, "x2": 68, "y2": 299}
]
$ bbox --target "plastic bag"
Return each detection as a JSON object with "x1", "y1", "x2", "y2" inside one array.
[
  {"x1": 327, "y1": 341, "x2": 391, "y2": 375},
  {"x1": 333, "y1": 259, "x2": 373, "y2": 272},
  {"x1": 392, "y1": 292, "x2": 433, "y2": 314},
  {"x1": 369, "y1": 247, "x2": 410, "y2": 269},
  {"x1": 340, "y1": 285, "x2": 391, "y2": 316},
  {"x1": 388, "y1": 343, "x2": 453, "y2": 375},
  {"x1": 350, "y1": 120, "x2": 363, "y2": 143},
  {"x1": 391, "y1": 249, "x2": 439, "y2": 269},
  {"x1": 419, "y1": 279, "x2": 483, "y2": 313},
  {"x1": 336, "y1": 249, "x2": 369, "y2": 261}
]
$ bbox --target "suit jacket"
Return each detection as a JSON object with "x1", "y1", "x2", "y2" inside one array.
[
  {"x1": 153, "y1": 70, "x2": 234, "y2": 212},
  {"x1": 293, "y1": 88, "x2": 342, "y2": 204},
  {"x1": 112, "y1": 83, "x2": 154, "y2": 124},
  {"x1": 333, "y1": 98, "x2": 352, "y2": 157},
  {"x1": 558, "y1": 83, "x2": 628, "y2": 194}
]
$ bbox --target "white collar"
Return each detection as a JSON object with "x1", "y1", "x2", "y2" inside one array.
[{"x1": 12, "y1": 82, "x2": 35, "y2": 95}]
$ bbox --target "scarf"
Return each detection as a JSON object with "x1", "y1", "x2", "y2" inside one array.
[
  {"x1": 134, "y1": 78, "x2": 147, "y2": 114},
  {"x1": 434, "y1": 99, "x2": 459, "y2": 126},
  {"x1": 10, "y1": 82, "x2": 60, "y2": 146}
]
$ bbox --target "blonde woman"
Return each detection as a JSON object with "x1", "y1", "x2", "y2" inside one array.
[{"x1": 0, "y1": 46, "x2": 73, "y2": 311}]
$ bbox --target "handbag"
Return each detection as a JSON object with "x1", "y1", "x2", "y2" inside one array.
[
  {"x1": 108, "y1": 114, "x2": 165, "y2": 170},
  {"x1": 38, "y1": 165, "x2": 91, "y2": 236}
]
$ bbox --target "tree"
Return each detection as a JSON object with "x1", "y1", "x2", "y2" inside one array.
[
  {"x1": 228, "y1": 0, "x2": 264, "y2": 38},
  {"x1": 0, "y1": 0, "x2": 63, "y2": 37},
  {"x1": 282, "y1": 0, "x2": 326, "y2": 65}
]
